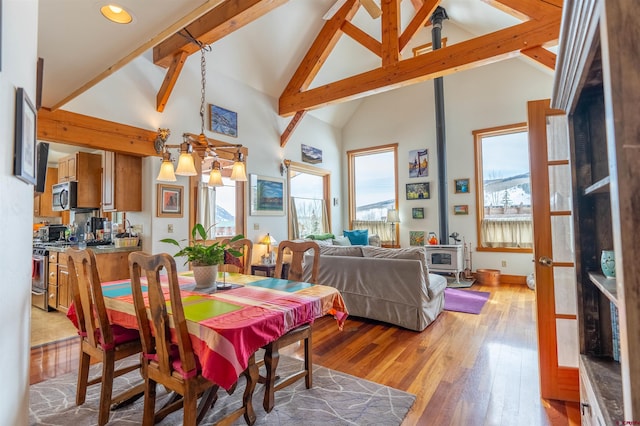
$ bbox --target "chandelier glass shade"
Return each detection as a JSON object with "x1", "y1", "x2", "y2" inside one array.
[{"x1": 208, "y1": 160, "x2": 223, "y2": 187}]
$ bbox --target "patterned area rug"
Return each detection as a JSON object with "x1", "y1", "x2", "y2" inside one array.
[{"x1": 30, "y1": 354, "x2": 415, "y2": 425}]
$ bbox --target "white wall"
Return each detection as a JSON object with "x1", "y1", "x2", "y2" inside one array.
[
  {"x1": 0, "y1": 0, "x2": 39, "y2": 422},
  {"x1": 343, "y1": 47, "x2": 554, "y2": 276},
  {"x1": 65, "y1": 51, "x2": 343, "y2": 269}
]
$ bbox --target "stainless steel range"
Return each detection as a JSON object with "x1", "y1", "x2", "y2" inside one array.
[{"x1": 31, "y1": 245, "x2": 50, "y2": 311}]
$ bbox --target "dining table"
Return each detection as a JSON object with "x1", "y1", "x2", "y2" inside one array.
[{"x1": 67, "y1": 270, "x2": 348, "y2": 391}]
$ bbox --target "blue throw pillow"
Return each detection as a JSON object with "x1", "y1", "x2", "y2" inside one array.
[{"x1": 343, "y1": 229, "x2": 368, "y2": 246}]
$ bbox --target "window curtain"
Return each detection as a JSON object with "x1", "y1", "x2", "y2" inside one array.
[
  {"x1": 351, "y1": 220, "x2": 392, "y2": 243},
  {"x1": 197, "y1": 182, "x2": 216, "y2": 238},
  {"x1": 290, "y1": 197, "x2": 329, "y2": 239},
  {"x1": 481, "y1": 217, "x2": 533, "y2": 248}
]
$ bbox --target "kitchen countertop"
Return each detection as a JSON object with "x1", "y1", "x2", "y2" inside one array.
[{"x1": 45, "y1": 245, "x2": 141, "y2": 254}]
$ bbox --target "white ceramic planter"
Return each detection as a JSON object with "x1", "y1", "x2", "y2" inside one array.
[{"x1": 192, "y1": 264, "x2": 219, "y2": 290}]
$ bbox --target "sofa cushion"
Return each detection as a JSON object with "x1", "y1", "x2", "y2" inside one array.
[
  {"x1": 306, "y1": 233, "x2": 335, "y2": 241},
  {"x1": 368, "y1": 234, "x2": 381, "y2": 247},
  {"x1": 361, "y1": 246, "x2": 429, "y2": 278},
  {"x1": 332, "y1": 236, "x2": 352, "y2": 246},
  {"x1": 319, "y1": 245, "x2": 364, "y2": 257},
  {"x1": 343, "y1": 229, "x2": 368, "y2": 245}
]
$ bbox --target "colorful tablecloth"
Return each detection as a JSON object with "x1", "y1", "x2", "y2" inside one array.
[{"x1": 69, "y1": 272, "x2": 348, "y2": 390}]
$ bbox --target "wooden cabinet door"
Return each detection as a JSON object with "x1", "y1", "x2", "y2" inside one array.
[
  {"x1": 57, "y1": 265, "x2": 70, "y2": 313},
  {"x1": 38, "y1": 168, "x2": 60, "y2": 217},
  {"x1": 67, "y1": 156, "x2": 77, "y2": 181},
  {"x1": 58, "y1": 157, "x2": 69, "y2": 182}
]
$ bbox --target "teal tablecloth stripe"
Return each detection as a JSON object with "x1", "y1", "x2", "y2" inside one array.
[
  {"x1": 248, "y1": 277, "x2": 313, "y2": 293},
  {"x1": 102, "y1": 282, "x2": 147, "y2": 298}
]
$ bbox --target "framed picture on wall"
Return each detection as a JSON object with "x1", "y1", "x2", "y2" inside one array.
[
  {"x1": 412, "y1": 207, "x2": 425, "y2": 219},
  {"x1": 406, "y1": 182, "x2": 430, "y2": 200},
  {"x1": 410, "y1": 231, "x2": 425, "y2": 246},
  {"x1": 454, "y1": 178, "x2": 470, "y2": 194},
  {"x1": 13, "y1": 88, "x2": 37, "y2": 185},
  {"x1": 454, "y1": 204, "x2": 469, "y2": 215},
  {"x1": 408, "y1": 148, "x2": 428, "y2": 177},
  {"x1": 209, "y1": 104, "x2": 238, "y2": 137},
  {"x1": 250, "y1": 174, "x2": 285, "y2": 216},
  {"x1": 157, "y1": 184, "x2": 183, "y2": 218}
]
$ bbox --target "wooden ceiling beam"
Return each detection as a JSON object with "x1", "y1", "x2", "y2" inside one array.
[
  {"x1": 157, "y1": 51, "x2": 189, "y2": 112},
  {"x1": 280, "y1": 110, "x2": 307, "y2": 147},
  {"x1": 153, "y1": 0, "x2": 289, "y2": 68},
  {"x1": 381, "y1": 0, "x2": 401, "y2": 66},
  {"x1": 399, "y1": 0, "x2": 440, "y2": 51},
  {"x1": 521, "y1": 46, "x2": 556, "y2": 70},
  {"x1": 341, "y1": 21, "x2": 382, "y2": 57},
  {"x1": 279, "y1": 14, "x2": 561, "y2": 116},
  {"x1": 37, "y1": 109, "x2": 158, "y2": 157},
  {"x1": 281, "y1": 0, "x2": 360, "y2": 97}
]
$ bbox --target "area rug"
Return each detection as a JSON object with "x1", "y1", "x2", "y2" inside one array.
[
  {"x1": 444, "y1": 288, "x2": 490, "y2": 314},
  {"x1": 30, "y1": 354, "x2": 415, "y2": 425}
]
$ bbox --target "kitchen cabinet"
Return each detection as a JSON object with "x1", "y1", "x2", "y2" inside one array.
[
  {"x1": 57, "y1": 152, "x2": 102, "y2": 209},
  {"x1": 34, "y1": 167, "x2": 61, "y2": 218},
  {"x1": 102, "y1": 151, "x2": 142, "y2": 212},
  {"x1": 553, "y1": 0, "x2": 639, "y2": 421},
  {"x1": 48, "y1": 251, "x2": 70, "y2": 313}
]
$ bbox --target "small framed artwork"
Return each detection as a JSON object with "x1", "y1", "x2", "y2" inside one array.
[
  {"x1": 408, "y1": 148, "x2": 428, "y2": 177},
  {"x1": 14, "y1": 88, "x2": 37, "y2": 185},
  {"x1": 406, "y1": 182, "x2": 430, "y2": 200},
  {"x1": 301, "y1": 144, "x2": 322, "y2": 164},
  {"x1": 454, "y1": 205, "x2": 469, "y2": 215},
  {"x1": 209, "y1": 104, "x2": 238, "y2": 137},
  {"x1": 454, "y1": 178, "x2": 470, "y2": 194},
  {"x1": 412, "y1": 207, "x2": 425, "y2": 219},
  {"x1": 157, "y1": 184, "x2": 183, "y2": 218},
  {"x1": 250, "y1": 174, "x2": 285, "y2": 216},
  {"x1": 410, "y1": 231, "x2": 425, "y2": 246}
]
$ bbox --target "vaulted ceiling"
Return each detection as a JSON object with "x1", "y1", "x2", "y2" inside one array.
[{"x1": 38, "y1": 0, "x2": 561, "y2": 137}]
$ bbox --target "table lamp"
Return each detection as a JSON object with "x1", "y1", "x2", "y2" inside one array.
[
  {"x1": 387, "y1": 209, "x2": 400, "y2": 247},
  {"x1": 260, "y1": 233, "x2": 277, "y2": 264}
]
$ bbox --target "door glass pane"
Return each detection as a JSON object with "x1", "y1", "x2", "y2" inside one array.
[
  {"x1": 551, "y1": 216, "x2": 574, "y2": 263},
  {"x1": 556, "y1": 319, "x2": 579, "y2": 367},
  {"x1": 546, "y1": 115, "x2": 570, "y2": 161},
  {"x1": 554, "y1": 266, "x2": 577, "y2": 316},
  {"x1": 549, "y1": 164, "x2": 572, "y2": 212}
]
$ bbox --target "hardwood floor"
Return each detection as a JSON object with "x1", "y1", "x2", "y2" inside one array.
[{"x1": 29, "y1": 282, "x2": 580, "y2": 425}]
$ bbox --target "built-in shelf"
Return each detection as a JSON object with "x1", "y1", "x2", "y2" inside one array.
[
  {"x1": 580, "y1": 355, "x2": 623, "y2": 424},
  {"x1": 584, "y1": 176, "x2": 610, "y2": 196},
  {"x1": 588, "y1": 272, "x2": 618, "y2": 306}
]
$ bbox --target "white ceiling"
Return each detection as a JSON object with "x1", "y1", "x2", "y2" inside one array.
[{"x1": 38, "y1": 0, "x2": 532, "y2": 128}]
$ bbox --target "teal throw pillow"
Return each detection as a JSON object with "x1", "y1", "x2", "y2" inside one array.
[{"x1": 343, "y1": 229, "x2": 368, "y2": 245}]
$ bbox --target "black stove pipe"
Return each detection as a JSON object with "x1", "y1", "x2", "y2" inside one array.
[{"x1": 430, "y1": 7, "x2": 449, "y2": 244}]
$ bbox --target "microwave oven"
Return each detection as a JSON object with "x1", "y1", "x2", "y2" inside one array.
[{"x1": 52, "y1": 181, "x2": 78, "y2": 211}]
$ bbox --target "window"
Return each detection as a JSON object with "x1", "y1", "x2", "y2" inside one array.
[
  {"x1": 347, "y1": 144, "x2": 398, "y2": 244},
  {"x1": 473, "y1": 123, "x2": 533, "y2": 252},
  {"x1": 287, "y1": 161, "x2": 330, "y2": 239},
  {"x1": 194, "y1": 156, "x2": 244, "y2": 239}
]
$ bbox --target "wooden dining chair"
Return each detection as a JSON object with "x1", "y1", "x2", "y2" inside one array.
[
  {"x1": 261, "y1": 240, "x2": 320, "y2": 413},
  {"x1": 128, "y1": 251, "x2": 258, "y2": 426},
  {"x1": 220, "y1": 237, "x2": 253, "y2": 274},
  {"x1": 67, "y1": 247, "x2": 144, "y2": 426}
]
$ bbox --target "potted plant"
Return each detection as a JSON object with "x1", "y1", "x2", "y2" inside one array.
[{"x1": 161, "y1": 223, "x2": 243, "y2": 289}]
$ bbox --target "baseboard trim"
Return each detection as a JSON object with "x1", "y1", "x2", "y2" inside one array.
[{"x1": 500, "y1": 274, "x2": 527, "y2": 285}]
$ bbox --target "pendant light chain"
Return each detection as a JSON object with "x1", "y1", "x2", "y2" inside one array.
[{"x1": 200, "y1": 46, "x2": 207, "y2": 137}]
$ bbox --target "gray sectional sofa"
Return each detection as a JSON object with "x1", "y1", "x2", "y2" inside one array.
[{"x1": 304, "y1": 245, "x2": 446, "y2": 331}]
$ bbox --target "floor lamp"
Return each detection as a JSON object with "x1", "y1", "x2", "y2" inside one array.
[{"x1": 387, "y1": 209, "x2": 400, "y2": 247}]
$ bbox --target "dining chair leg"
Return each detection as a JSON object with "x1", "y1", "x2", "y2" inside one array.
[
  {"x1": 304, "y1": 331, "x2": 312, "y2": 389},
  {"x1": 76, "y1": 350, "x2": 91, "y2": 405},
  {"x1": 142, "y1": 379, "x2": 157, "y2": 426},
  {"x1": 183, "y1": 387, "x2": 198, "y2": 426},
  {"x1": 97, "y1": 353, "x2": 116, "y2": 426}
]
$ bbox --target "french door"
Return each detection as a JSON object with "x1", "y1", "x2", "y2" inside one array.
[{"x1": 527, "y1": 99, "x2": 579, "y2": 401}]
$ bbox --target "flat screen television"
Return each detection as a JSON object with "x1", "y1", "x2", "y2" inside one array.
[{"x1": 35, "y1": 142, "x2": 49, "y2": 194}]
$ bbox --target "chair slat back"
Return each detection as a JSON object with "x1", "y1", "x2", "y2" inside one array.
[
  {"x1": 67, "y1": 248, "x2": 113, "y2": 349},
  {"x1": 128, "y1": 252, "x2": 198, "y2": 378},
  {"x1": 275, "y1": 240, "x2": 320, "y2": 283},
  {"x1": 220, "y1": 238, "x2": 253, "y2": 274}
]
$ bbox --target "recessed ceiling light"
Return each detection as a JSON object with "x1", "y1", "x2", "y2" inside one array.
[{"x1": 100, "y1": 3, "x2": 133, "y2": 24}]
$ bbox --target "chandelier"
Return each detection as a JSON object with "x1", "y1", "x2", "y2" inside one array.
[{"x1": 155, "y1": 37, "x2": 247, "y2": 185}]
